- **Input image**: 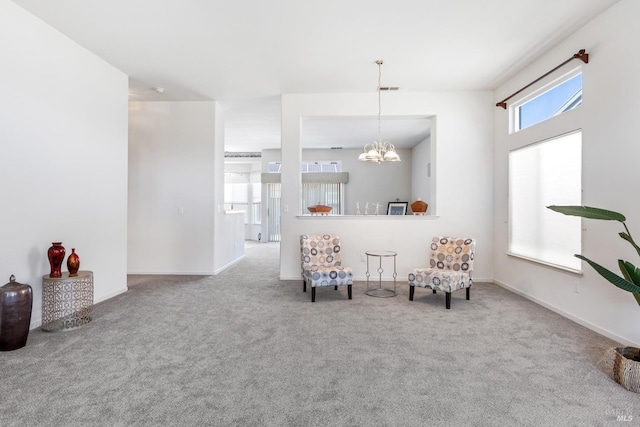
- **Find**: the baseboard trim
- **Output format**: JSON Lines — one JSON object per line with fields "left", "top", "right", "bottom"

{"left": 494, "top": 279, "right": 639, "bottom": 347}
{"left": 213, "top": 255, "right": 245, "bottom": 275}
{"left": 127, "top": 271, "right": 216, "bottom": 275}
{"left": 29, "top": 286, "right": 128, "bottom": 330}
{"left": 95, "top": 287, "right": 128, "bottom": 304}
{"left": 281, "top": 276, "right": 494, "bottom": 283}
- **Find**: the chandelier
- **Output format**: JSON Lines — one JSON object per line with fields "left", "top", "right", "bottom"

{"left": 358, "top": 60, "right": 400, "bottom": 163}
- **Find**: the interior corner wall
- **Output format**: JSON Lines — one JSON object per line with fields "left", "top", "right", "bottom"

{"left": 493, "top": 0, "right": 640, "bottom": 346}
{"left": 0, "top": 2, "right": 129, "bottom": 328}
{"left": 279, "top": 92, "right": 494, "bottom": 282}
{"left": 128, "top": 101, "right": 219, "bottom": 274}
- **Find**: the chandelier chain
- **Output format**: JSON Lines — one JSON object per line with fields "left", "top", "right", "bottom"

{"left": 378, "top": 60, "right": 382, "bottom": 143}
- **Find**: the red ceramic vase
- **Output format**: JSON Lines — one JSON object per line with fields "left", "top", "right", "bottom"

{"left": 47, "top": 242, "right": 65, "bottom": 278}
{"left": 67, "top": 248, "right": 80, "bottom": 277}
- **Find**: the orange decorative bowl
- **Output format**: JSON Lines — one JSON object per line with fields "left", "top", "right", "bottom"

{"left": 307, "top": 205, "right": 332, "bottom": 214}
{"left": 411, "top": 200, "right": 428, "bottom": 215}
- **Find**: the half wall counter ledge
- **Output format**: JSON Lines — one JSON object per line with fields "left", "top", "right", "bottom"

{"left": 296, "top": 215, "right": 439, "bottom": 219}
{"left": 41, "top": 270, "right": 93, "bottom": 332}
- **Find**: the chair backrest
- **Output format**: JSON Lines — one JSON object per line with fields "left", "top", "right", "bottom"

{"left": 429, "top": 237, "right": 475, "bottom": 274}
{"left": 300, "top": 234, "right": 343, "bottom": 275}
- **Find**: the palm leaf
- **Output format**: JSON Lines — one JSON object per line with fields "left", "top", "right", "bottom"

{"left": 634, "top": 293, "right": 640, "bottom": 305}
{"left": 619, "top": 259, "right": 632, "bottom": 282}
{"left": 547, "top": 205, "right": 626, "bottom": 222}
{"left": 618, "top": 260, "right": 640, "bottom": 286}
{"left": 619, "top": 232, "right": 640, "bottom": 257}
{"left": 576, "top": 255, "right": 640, "bottom": 296}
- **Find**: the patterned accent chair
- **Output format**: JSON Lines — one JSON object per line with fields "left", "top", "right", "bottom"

{"left": 300, "top": 234, "right": 353, "bottom": 302}
{"left": 408, "top": 237, "right": 476, "bottom": 309}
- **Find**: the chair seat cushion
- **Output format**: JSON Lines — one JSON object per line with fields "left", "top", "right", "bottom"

{"left": 303, "top": 265, "right": 353, "bottom": 287}
{"left": 408, "top": 268, "right": 471, "bottom": 292}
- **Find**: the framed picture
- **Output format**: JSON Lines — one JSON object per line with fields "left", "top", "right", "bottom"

{"left": 387, "top": 202, "right": 408, "bottom": 215}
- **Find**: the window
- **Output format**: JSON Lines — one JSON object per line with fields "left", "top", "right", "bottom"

{"left": 301, "top": 182, "right": 344, "bottom": 214}
{"left": 299, "top": 161, "right": 346, "bottom": 215}
{"left": 301, "top": 161, "right": 342, "bottom": 173}
{"left": 513, "top": 70, "right": 582, "bottom": 132}
{"left": 508, "top": 131, "right": 582, "bottom": 271}
{"left": 224, "top": 183, "right": 248, "bottom": 210}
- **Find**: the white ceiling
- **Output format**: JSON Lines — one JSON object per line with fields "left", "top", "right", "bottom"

{"left": 13, "top": 0, "right": 618, "bottom": 151}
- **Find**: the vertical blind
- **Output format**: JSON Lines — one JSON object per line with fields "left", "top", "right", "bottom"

{"left": 508, "top": 131, "right": 582, "bottom": 271}
{"left": 267, "top": 183, "right": 281, "bottom": 242}
{"left": 300, "top": 182, "right": 344, "bottom": 215}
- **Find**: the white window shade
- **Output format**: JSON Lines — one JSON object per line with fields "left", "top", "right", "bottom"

{"left": 508, "top": 131, "right": 582, "bottom": 271}
{"left": 224, "top": 183, "right": 249, "bottom": 204}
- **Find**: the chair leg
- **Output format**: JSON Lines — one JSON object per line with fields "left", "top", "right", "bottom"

{"left": 348, "top": 284, "right": 352, "bottom": 300}
{"left": 409, "top": 286, "right": 414, "bottom": 301}
{"left": 303, "top": 279, "right": 306, "bottom": 292}
{"left": 312, "top": 287, "right": 316, "bottom": 302}
{"left": 446, "top": 292, "right": 451, "bottom": 309}
{"left": 466, "top": 287, "right": 470, "bottom": 300}
{"left": 432, "top": 289, "right": 437, "bottom": 294}
{"left": 335, "top": 285, "right": 338, "bottom": 290}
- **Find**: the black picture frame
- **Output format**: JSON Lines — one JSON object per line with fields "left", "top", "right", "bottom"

{"left": 387, "top": 202, "right": 408, "bottom": 215}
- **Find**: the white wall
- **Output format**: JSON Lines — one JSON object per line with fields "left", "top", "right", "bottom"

{"left": 213, "top": 104, "right": 245, "bottom": 272}
{"left": 280, "top": 92, "right": 494, "bottom": 282}
{"left": 493, "top": 0, "right": 640, "bottom": 346}
{"left": 128, "top": 101, "right": 230, "bottom": 274}
{"left": 0, "top": 1, "right": 129, "bottom": 328}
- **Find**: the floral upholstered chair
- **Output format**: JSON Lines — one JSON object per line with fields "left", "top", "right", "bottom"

{"left": 408, "top": 237, "right": 476, "bottom": 309}
{"left": 300, "top": 234, "right": 353, "bottom": 302}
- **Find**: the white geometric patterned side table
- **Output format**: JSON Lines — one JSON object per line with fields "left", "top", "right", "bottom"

{"left": 41, "top": 271, "right": 93, "bottom": 332}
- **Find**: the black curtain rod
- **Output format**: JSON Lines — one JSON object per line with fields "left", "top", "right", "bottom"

{"left": 496, "top": 49, "right": 589, "bottom": 109}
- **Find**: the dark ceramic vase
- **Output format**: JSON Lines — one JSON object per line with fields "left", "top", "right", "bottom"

{"left": 48, "top": 242, "right": 65, "bottom": 278}
{"left": 67, "top": 248, "right": 80, "bottom": 277}
{"left": 0, "top": 275, "right": 33, "bottom": 351}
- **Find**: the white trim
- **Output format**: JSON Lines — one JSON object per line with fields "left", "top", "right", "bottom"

{"left": 296, "top": 215, "right": 439, "bottom": 220}
{"left": 280, "top": 276, "right": 494, "bottom": 283}
{"left": 510, "top": 66, "right": 582, "bottom": 134}
{"left": 127, "top": 271, "right": 216, "bottom": 275}
{"left": 506, "top": 252, "right": 583, "bottom": 276}
{"left": 213, "top": 255, "right": 245, "bottom": 275}
{"left": 494, "top": 279, "right": 639, "bottom": 347}
{"left": 29, "top": 287, "right": 128, "bottom": 330}
{"left": 95, "top": 288, "right": 128, "bottom": 304}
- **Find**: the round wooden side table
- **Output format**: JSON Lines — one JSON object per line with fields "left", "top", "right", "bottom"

{"left": 41, "top": 270, "right": 93, "bottom": 332}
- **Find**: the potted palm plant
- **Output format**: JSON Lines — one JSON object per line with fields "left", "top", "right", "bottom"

{"left": 548, "top": 205, "right": 640, "bottom": 392}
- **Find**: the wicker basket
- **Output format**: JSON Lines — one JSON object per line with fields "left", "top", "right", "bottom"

{"left": 601, "top": 347, "right": 640, "bottom": 393}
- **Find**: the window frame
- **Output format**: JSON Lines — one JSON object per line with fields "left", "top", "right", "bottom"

{"left": 510, "top": 66, "right": 582, "bottom": 134}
